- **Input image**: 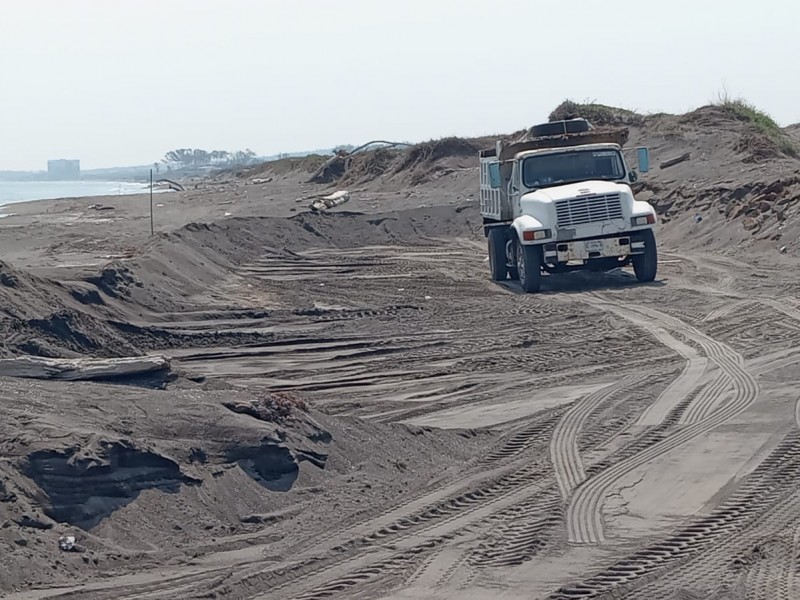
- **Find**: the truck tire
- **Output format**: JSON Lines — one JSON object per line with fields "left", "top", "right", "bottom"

{"left": 488, "top": 227, "right": 508, "bottom": 281}
{"left": 531, "top": 119, "right": 590, "bottom": 138}
{"left": 632, "top": 229, "right": 658, "bottom": 283}
{"left": 516, "top": 239, "right": 543, "bottom": 293}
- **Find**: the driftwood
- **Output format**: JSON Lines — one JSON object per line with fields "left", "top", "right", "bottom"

{"left": 156, "top": 178, "right": 185, "bottom": 192}
{"left": 0, "top": 355, "right": 171, "bottom": 381}
{"left": 659, "top": 153, "right": 690, "bottom": 170}
{"left": 307, "top": 140, "right": 411, "bottom": 184}
{"left": 310, "top": 190, "right": 350, "bottom": 211}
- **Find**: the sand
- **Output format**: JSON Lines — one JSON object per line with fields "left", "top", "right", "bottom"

{"left": 0, "top": 104, "right": 799, "bottom": 600}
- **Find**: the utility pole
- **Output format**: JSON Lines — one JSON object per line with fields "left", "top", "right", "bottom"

{"left": 149, "top": 168, "right": 154, "bottom": 236}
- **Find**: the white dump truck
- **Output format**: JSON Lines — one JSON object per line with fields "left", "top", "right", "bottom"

{"left": 479, "top": 118, "right": 657, "bottom": 293}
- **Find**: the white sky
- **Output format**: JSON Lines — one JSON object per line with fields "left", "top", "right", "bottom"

{"left": 3, "top": 0, "right": 799, "bottom": 170}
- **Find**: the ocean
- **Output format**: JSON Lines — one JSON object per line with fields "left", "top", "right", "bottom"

{"left": 0, "top": 180, "right": 154, "bottom": 209}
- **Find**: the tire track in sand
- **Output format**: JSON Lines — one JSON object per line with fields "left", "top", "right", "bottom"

{"left": 680, "top": 371, "right": 731, "bottom": 424}
{"left": 566, "top": 298, "right": 759, "bottom": 544}
{"left": 632, "top": 324, "right": 708, "bottom": 427}
{"left": 550, "top": 433, "right": 800, "bottom": 599}
{"left": 762, "top": 298, "right": 800, "bottom": 323}
{"left": 702, "top": 299, "right": 755, "bottom": 322}
{"left": 551, "top": 375, "right": 648, "bottom": 499}
{"left": 791, "top": 525, "right": 800, "bottom": 599}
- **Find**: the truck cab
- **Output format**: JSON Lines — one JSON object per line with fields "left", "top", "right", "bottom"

{"left": 479, "top": 119, "right": 657, "bottom": 293}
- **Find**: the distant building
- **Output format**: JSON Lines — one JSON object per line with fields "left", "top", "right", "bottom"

{"left": 47, "top": 159, "right": 80, "bottom": 180}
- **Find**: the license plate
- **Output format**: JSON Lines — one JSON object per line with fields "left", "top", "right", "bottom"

{"left": 585, "top": 240, "right": 603, "bottom": 253}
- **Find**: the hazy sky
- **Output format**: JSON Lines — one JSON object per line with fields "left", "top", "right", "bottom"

{"left": 3, "top": 0, "right": 799, "bottom": 170}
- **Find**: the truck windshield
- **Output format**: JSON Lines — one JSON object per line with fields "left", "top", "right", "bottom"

{"left": 522, "top": 149, "right": 625, "bottom": 188}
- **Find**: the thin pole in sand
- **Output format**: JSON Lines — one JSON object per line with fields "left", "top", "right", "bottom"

{"left": 149, "top": 168, "right": 154, "bottom": 236}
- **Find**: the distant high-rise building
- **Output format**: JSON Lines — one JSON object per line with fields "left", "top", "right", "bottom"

{"left": 47, "top": 159, "right": 80, "bottom": 180}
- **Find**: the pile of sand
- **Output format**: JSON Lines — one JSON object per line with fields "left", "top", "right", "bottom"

{"left": 0, "top": 260, "right": 142, "bottom": 358}
{"left": 0, "top": 202, "right": 481, "bottom": 361}
{"left": 0, "top": 377, "right": 484, "bottom": 591}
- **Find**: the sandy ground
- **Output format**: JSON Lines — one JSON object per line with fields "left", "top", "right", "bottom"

{"left": 0, "top": 105, "right": 800, "bottom": 599}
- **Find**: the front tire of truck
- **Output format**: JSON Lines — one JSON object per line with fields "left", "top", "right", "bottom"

{"left": 632, "top": 229, "right": 658, "bottom": 283}
{"left": 516, "top": 239, "right": 543, "bottom": 293}
{"left": 488, "top": 227, "right": 509, "bottom": 281}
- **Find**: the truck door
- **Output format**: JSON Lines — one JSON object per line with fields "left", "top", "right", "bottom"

{"left": 509, "top": 161, "right": 521, "bottom": 215}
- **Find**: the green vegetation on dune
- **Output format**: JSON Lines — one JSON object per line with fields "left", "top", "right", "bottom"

{"left": 549, "top": 100, "right": 645, "bottom": 127}
{"left": 714, "top": 94, "right": 798, "bottom": 157}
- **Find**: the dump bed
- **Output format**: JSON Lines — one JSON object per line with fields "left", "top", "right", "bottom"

{"left": 480, "top": 128, "right": 629, "bottom": 162}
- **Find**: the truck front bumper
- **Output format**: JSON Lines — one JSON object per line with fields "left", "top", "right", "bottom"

{"left": 543, "top": 234, "right": 645, "bottom": 263}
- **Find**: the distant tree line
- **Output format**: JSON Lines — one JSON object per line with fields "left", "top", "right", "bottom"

{"left": 161, "top": 148, "right": 258, "bottom": 170}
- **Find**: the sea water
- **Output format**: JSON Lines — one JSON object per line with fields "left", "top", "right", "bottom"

{"left": 0, "top": 180, "right": 153, "bottom": 209}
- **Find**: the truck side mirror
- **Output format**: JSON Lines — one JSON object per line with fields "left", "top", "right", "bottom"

{"left": 488, "top": 162, "right": 502, "bottom": 189}
{"left": 637, "top": 147, "right": 650, "bottom": 173}
{"left": 629, "top": 171, "right": 638, "bottom": 183}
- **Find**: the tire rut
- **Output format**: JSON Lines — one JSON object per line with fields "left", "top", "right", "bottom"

{"left": 630, "top": 323, "right": 707, "bottom": 427}
{"left": 549, "top": 432, "right": 800, "bottom": 599}
{"left": 466, "top": 489, "right": 564, "bottom": 569}
{"left": 256, "top": 372, "right": 673, "bottom": 598}
{"left": 551, "top": 375, "right": 648, "bottom": 499}
{"left": 680, "top": 371, "right": 730, "bottom": 424}
{"left": 566, "top": 298, "right": 759, "bottom": 545}
{"left": 703, "top": 299, "right": 755, "bottom": 322}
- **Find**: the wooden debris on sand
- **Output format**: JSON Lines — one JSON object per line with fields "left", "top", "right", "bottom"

{"left": 0, "top": 355, "right": 171, "bottom": 381}
{"left": 310, "top": 190, "right": 351, "bottom": 211}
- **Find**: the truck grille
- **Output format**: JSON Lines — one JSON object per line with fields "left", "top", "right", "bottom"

{"left": 555, "top": 193, "right": 623, "bottom": 228}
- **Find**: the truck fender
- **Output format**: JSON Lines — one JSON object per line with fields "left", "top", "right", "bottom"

{"left": 511, "top": 214, "right": 547, "bottom": 245}
{"left": 631, "top": 199, "right": 657, "bottom": 220}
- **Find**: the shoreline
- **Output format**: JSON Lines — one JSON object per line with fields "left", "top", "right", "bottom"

{"left": 0, "top": 181, "right": 174, "bottom": 210}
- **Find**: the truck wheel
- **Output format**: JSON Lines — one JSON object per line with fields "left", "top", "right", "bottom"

{"left": 488, "top": 228, "right": 508, "bottom": 281}
{"left": 516, "top": 239, "right": 543, "bottom": 293}
{"left": 632, "top": 229, "right": 658, "bottom": 283}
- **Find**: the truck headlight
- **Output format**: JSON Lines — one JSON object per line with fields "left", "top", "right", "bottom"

{"left": 522, "top": 229, "right": 551, "bottom": 241}
{"left": 631, "top": 214, "right": 655, "bottom": 227}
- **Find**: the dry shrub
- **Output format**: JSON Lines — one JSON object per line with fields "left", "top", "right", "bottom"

{"left": 223, "top": 392, "right": 309, "bottom": 423}
{"left": 341, "top": 147, "right": 399, "bottom": 184}
{"left": 307, "top": 156, "right": 348, "bottom": 184}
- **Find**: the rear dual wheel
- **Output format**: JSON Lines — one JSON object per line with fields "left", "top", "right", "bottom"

{"left": 488, "top": 228, "right": 509, "bottom": 281}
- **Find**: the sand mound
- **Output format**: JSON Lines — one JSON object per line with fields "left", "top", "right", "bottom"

{"left": 338, "top": 147, "right": 402, "bottom": 185}
{"left": 0, "top": 260, "right": 141, "bottom": 359}
{"left": 0, "top": 376, "right": 482, "bottom": 592}
{"left": 0, "top": 203, "right": 480, "bottom": 363}
{"left": 785, "top": 123, "right": 800, "bottom": 143}
{"left": 269, "top": 135, "right": 495, "bottom": 188}
{"left": 220, "top": 154, "right": 329, "bottom": 181}
{"left": 681, "top": 104, "right": 798, "bottom": 162}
